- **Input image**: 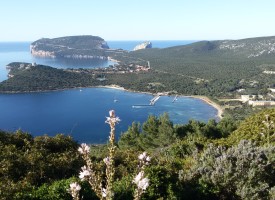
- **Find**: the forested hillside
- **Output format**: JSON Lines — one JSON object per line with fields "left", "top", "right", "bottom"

{"left": 125, "top": 36, "right": 275, "bottom": 96}
{"left": 31, "top": 35, "right": 111, "bottom": 58}
{"left": 2, "top": 36, "right": 275, "bottom": 97}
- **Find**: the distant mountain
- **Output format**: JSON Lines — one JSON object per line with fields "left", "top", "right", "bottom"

{"left": 30, "top": 35, "right": 110, "bottom": 59}
{"left": 154, "top": 36, "right": 275, "bottom": 59}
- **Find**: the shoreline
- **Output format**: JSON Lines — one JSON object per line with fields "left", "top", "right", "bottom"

{"left": 97, "top": 85, "right": 224, "bottom": 120}
{"left": 187, "top": 95, "right": 223, "bottom": 119}
{"left": 0, "top": 85, "right": 223, "bottom": 120}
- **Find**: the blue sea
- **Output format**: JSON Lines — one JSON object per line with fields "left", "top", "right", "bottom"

{"left": 0, "top": 40, "right": 218, "bottom": 144}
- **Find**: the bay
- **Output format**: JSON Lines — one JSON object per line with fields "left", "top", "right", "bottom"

{"left": 0, "top": 88, "right": 218, "bottom": 144}
{"left": 0, "top": 41, "right": 218, "bottom": 144}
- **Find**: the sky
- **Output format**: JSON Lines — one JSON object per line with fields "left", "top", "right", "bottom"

{"left": 1, "top": 0, "right": 275, "bottom": 41}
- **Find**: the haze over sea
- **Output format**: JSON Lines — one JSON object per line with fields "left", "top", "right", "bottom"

{"left": 0, "top": 40, "right": 218, "bottom": 144}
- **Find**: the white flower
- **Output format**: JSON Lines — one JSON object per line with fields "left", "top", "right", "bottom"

{"left": 138, "top": 152, "right": 151, "bottom": 164}
{"left": 70, "top": 182, "right": 81, "bottom": 191}
{"left": 138, "top": 177, "right": 149, "bottom": 190}
{"left": 105, "top": 110, "right": 121, "bottom": 124}
{"left": 102, "top": 188, "right": 107, "bottom": 197}
{"left": 133, "top": 171, "right": 144, "bottom": 185}
{"left": 133, "top": 171, "right": 150, "bottom": 191}
{"left": 109, "top": 110, "right": 115, "bottom": 118}
{"left": 105, "top": 116, "right": 121, "bottom": 124}
{"left": 103, "top": 157, "right": 110, "bottom": 165}
{"left": 138, "top": 152, "right": 146, "bottom": 160}
{"left": 78, "top": 143, "right": 90, "bottom": 155}
{"left": 68, "top": 182, "right": 81, "bottom": 198}
{"left": 79, "top": 166, "right": 90, "bottom": 181}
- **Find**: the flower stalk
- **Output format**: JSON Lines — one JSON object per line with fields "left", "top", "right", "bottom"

{"left": 77, "top": 143, "right": 103, "bottom": 198}
{"left": 68, "top": 182, "right": 81, "bottom": 200}
{"left": 104, "top": 110, "right": 120, "bottom": 199}
{"left": 133, "top": 152, "right": 150, "bottom": 200}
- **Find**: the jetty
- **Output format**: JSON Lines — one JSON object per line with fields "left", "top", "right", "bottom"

{"left": 172, "top": 95, "right": 178, "bottom": 103}
{"left": 150, "top": 95, "right": 160, "bottom": 105}
{"left": 132, "top": 95, "right": 161, "bottom": 108}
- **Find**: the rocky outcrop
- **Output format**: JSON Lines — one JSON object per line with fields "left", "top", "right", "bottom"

{"left": 133, "top": 41, "right": 152, "bottom": 51}
{"left": 30, "top": 35, "right": 110, "bottom": 59}
{"left": 218, "top": 37, "right": 275, "bottom": 58}
{"left": 30, "top": 45, "right": 56, "bottom": 58}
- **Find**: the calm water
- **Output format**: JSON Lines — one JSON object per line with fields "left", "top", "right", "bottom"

{"left": 0, "top": 88, "right": 218, "bottom": 143}
{"left": 0, "top": 41, "right": 217, "bottom": 144}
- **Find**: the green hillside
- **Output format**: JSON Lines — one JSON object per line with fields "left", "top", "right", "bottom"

{"left": 1, "top": 36, "right": 275, "bottom": 97}
{"left": 31, "top": 35, "right": 111, "bottom": 58}
{"left": 123, "top": 36, "right": 275, "bottom": 95}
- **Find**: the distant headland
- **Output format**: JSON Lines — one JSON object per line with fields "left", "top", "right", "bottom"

{"left": 30, "top": 35, "right": 111, "bottom": 60}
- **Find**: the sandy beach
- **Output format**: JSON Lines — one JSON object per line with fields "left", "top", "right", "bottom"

{"left": 188, "top": 95, "right": 223, "bottom": 119}
{"left": 97, "top": 84, "right": 125, "bottom": 91}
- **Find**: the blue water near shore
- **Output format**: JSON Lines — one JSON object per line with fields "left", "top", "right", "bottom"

{"left": 0, "top": 41, "right": 218, "bottom": 144}
{"left": 0, "top": 88, "right": 218, "bottom": 143}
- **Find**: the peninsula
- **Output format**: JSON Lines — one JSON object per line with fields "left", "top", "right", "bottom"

{"left": 1, "top": 35, "right": 275, "bottom": 120}
{"left": 30, "top": 35, "right": 111, "bottom": 59}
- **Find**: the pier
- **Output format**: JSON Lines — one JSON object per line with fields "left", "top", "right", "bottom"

{"left": 132, "top": 95, "right": 161, "bottom": 108}
{"left": 150, "top": 95, "right": 160, "bottom": 105}
{"left": 172, "top": 95, "right": 178, "bottom": 103}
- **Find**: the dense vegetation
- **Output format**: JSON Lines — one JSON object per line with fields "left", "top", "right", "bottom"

{"left": 0, "top": 62, "right": 102, "bottom": 92}
{"left": 2, "top": 36, "right": 275, "bottom": 98}
{"left": 125, "top": 37, "right": 275, "bottom": 97}
{"left": 1, "top": 109, "right": 274, "bottom": 199}
{"left": 31, "top": 35, "right": 111, "bottom": 58}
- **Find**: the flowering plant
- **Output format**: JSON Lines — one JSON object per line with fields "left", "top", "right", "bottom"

{"left": 69, "top": 110, "right": 150, "bottom": 200}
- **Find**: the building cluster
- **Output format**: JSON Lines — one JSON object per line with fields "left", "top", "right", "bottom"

{"left": 94, "top": 63, "right": 150, "bottom": 74}
{"left": 241, "top": 89, "right": 275, "bottom": 106}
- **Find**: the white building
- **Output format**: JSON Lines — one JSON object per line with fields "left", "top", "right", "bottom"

{"left": 241, "top": 95, "right": 250, "bottom": 103}
{"left": 248, "top": 100, "right": 275, "bottom": 107}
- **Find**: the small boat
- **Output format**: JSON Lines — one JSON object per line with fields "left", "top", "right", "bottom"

{"left": 114, "top": 99, "right": 118, "bottom": 103}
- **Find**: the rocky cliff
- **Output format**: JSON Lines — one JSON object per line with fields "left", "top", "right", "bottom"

{"left": 30, "top": 35, "right": 110, "bottom": 59}
{"left": 133, "top": 41, "right": 152, "bottom": 51}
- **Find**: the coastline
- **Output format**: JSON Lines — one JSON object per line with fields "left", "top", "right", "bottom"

{"left": 187, "top": 95, "right": 223, "bottom": 120}
{"left": 97, "top": 85, "right": 224, "bottom": 120}
{"left": 0, "top": 84, "right": 223, "bottom": 120}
